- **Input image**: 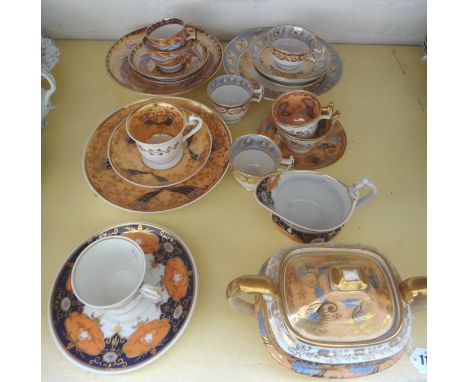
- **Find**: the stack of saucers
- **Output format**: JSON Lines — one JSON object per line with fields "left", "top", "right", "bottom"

{"left": 223, "top": 25, "right": 342, "bottom": 100}
{"left": 127, "top": 18, "right": 210, "bottom": 84}
{"left": 249, "top": 25, "right": 331, "bottom": 87}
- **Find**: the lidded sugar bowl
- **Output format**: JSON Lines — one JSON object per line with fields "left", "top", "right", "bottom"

{"left": 226, "top": 243, "right": 426, "bottom": 378}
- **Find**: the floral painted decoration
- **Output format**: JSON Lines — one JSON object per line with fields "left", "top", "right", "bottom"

{"left": 64, "top": 312, "right": 105, "bottom": 356}
{"left": 164, "top": 256, "right": 189, "bottom": 301}
{"left": 122, "top": 230, "right": 160, "bottom": 253}
{"left": 123, "top": 319, "right": 170, "bottom": 358}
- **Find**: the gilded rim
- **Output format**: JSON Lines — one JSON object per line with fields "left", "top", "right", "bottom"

{"left": 47, "top": 221, "right": 198, "bottom": 374}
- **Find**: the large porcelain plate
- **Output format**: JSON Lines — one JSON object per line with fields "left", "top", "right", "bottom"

{"left": 106, "top": 27, "right": 222, "bottom": 95}
{"left": 128, "top": 40, "right": 209, "bottom": 82}
{"left": 48, "top": 222, "right": 198, "bottom": 374}
{"left": 83, "top": 97, "right": 231, "bottom": 213}
{"left": 107, "top": 111, "right": 212, "bottom": 189}
{"left": 224, "top": 27, "right": 342, "bottom": 100}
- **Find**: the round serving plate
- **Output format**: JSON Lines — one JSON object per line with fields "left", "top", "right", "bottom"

{"left": 106, "top": 27, "right": 222, "bottom": 95}
{"left": 224, "top": 27, "right": 342, "bottom": 100}
{"left": 107, "top": 113, "right": 212, "bottom": 189}
{"left": 128, "top": 40, "right": 209, "bottom": 82}
{"left": 83, "top": 97, "right": 231, "bottom": 213}
{"left": 257, "top": 111, "right": 347, "bottom": 170}
{"left": 48, "top": 222, "right": 198, "bottom": 374}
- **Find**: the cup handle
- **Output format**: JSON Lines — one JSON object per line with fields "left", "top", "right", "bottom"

{"left": 139, "top": 283, "right": 163, "bottom": 303}
{"left": 251, "top": 84, "right": 264, "bottom": 102}
{"left": 226, "top": 275, "right": 277, "bottom": 316}
{"left": 349, "top": 178, "right": 378, "bottom": 209}
{"left": 185, "top": 24, "right": 197, "bottom": 40}
{"left": 319, "top": 102, "right": 334, "bottom": 121}
{"left": 305, "top": 47, "right": 325, "bottom": 63}
{"left": 279, "top": 155, "right": 294, "bottom": 170}
{"left": 182, "top": 115, "right": 203, "bottom": 142}
{"left": 42, "top": 71, "right": 56, "bottom": 109}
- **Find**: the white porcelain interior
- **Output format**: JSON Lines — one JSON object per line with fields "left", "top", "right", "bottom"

{"left": 273, "top": 173, "right": 352, "bottom": 230}
{"left": 230, "top": 134, "right": 282, "bottom": 175}
{"left": 129, "top": 111, "right": 203, "bottom": 170}
{"left": 211, "top": 84, "right": 251, "bottom": 106}
{"left": 71, "top": 236, "right": 146, "bottom": 309}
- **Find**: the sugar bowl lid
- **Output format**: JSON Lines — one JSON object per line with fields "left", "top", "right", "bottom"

{"left": 279, "top": 245, "right": 403, "bottom": 346}
{"left": 227, "top": 243, "right": 426, "bottom": 347}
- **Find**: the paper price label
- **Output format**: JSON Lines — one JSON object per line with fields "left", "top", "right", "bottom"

{"left": 410, "top": 347, "right": 427, "bottom": 374}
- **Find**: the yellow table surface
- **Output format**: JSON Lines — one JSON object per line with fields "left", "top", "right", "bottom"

{"left": 42, "top": 41, "right": 427, "bottom": 381}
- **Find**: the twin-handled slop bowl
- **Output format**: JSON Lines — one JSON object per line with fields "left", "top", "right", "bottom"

{"left": 255, "top": 171, "right": 377, "bottom": 243}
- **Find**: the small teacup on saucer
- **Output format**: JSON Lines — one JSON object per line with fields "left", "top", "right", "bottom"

{"left": 272, "top": 90, "right": 334, "bottom": 137}
{"left": 71, "top": 236, "right": 163, "bottom": 315}
{"left": 207, "top": 75, "right": 263, "bottom": 124}
{"left": 126, "top": 102, "right": 203, "bottom": 170}
{"left": 266, "top": 25, "right": 324, "bottom": 71}
{"left": 143, "top": 18, "right": 197, "bottom": 52}
{"left": 277, "top": 109, "right": 340, "bottom": 154}
{"left": 230, "top": 134, "right": 294, "bottom": 190}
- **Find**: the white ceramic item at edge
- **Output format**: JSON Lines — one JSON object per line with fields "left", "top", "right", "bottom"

{"left": 71, "top": 236, "right": 163, "bottom": 315}
{"left": 255, "top": 171, "right": 377, "bottom": 232}
{"left": 129, "top": 115, "right": 204, "bottom": 170}
{"left": 41, "top": 70, "right": 56, "bottom": 127}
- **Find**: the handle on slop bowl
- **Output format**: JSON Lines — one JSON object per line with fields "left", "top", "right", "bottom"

{"left": 182, "top": 115, "right": 203, "bottom": 142}
{"left": 226, "top": 275, "right": 277, "bottom": 316}
{"left": 349, "top": 178, "right": 378, "bottom": 209}
{"left": 41, "top": 70, "right": 56, "bottom": 109}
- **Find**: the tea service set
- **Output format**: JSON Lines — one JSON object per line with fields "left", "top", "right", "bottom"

{"left": 49, "top": 18, "right": 426, "bottom": 378}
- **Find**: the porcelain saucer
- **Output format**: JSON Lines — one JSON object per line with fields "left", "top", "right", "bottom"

{"left": 224, "top": 27, "right": 342, "bottom": 100}
{"left": 108, "top": 111, "right": 212, "bottom": 188}
{"left": 257, "top": 111, "right": 346, "bottom": 170}
{"left": 129, "top": 40, "right": 209, "bottom": 82}
{"left": 106, "top": 27, "right": 222, "bottom": 95}
{"left": 83, "top": 96, "right": 231, "bottom": 213}
{"left": 249, "top": 31, "right": 330, "bottom": 86}
{"left": 48, "top": 222, "right": 197, "bottom": 374}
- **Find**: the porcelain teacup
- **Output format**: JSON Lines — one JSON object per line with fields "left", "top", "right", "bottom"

{"left": 277, "top": 109, "right": 340, "bottom": 154}
{"left": 230, "top": 134, "right": 294, "bottom": 190}
{"left": 266, "top": 25, "right": 325, "bottom": 71}
{"left": 143, "top": 18, "right": 197, "bottom": 52}
{"left": 71, "top": 236, "right": 162, "bottom": 315}
{"left": 126, "top": 102, "right": 203, "bottom": 170}
{"left": 272, "top": 90, "right": 334, "bottom": 138}
{"left": 207, "top": 75, "right": 264, "bottom": 124}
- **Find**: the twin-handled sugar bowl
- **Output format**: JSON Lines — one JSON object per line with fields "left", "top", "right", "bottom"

{"left": 226, "top": 242, "right": 427, "bottom": 378}
{"left": 255, "top": 171, "right": 377, "bottom": 243}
